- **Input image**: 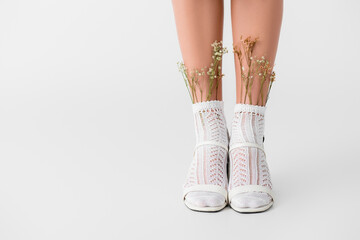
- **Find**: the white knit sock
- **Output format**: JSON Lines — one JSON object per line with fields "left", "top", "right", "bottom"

{"left": 183, "top": 100, "right": 229, "bottom": 208}
{"left": 229, "top": 104, "right": 273, "bottom": 209}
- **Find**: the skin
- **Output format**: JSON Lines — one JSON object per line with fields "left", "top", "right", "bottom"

{"left": 172, "top": 0, "right": 224, "bottom": 102}
{"left": 232, "top": 0, "right": 283, "bottom": 105}
{"left": 172, "top": 0, "right": 283, "bottom": 105}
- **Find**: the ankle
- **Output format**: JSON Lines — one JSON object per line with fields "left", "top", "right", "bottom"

{"left": 192, "top": 100, "right": 228, "bottom": 145}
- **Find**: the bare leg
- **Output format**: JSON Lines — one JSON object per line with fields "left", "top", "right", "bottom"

{"left": 172, "top": 0, "right": 224, "bottom": 102}
{"left": 231, "top": 0, "right": 283, "bottom": 105}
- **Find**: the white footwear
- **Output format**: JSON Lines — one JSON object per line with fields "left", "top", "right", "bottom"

{"left": 183, "top": 140, "right": 229, "bottom": 212}
{"left": 183, "top": 101, "right": 229, "bottom": 212}
{"left": 228, "top": 142, "right": 274, "bottom": 212}
{"left": 183, "top": 183, "right": 228, "bottom": 212}
{"left": 228, "top": 174, "right": 274, "bottom": 213}
{"left": 228, "top": 104, "right": 274, "bottom": 213}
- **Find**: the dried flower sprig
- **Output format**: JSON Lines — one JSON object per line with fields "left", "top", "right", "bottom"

{"left": 266, "top": 71, "right": 276, "bottom": 103}
{"left": 178, "top": 40, "right": 228, "bottom": 103}
{"left": 177, "top": 63, "right": 206, "bottom": 103}
{"left": 233, "top": 36, "right": 276, "bottom": 106}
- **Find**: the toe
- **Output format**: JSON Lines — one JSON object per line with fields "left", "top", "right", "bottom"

{"left": 231, "top": 192, "right": 272, "bottom": 209}
{"left": 186, "top": 192, "right": 225, "bottom": 208}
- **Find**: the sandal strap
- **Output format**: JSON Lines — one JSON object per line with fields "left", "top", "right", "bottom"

{"left": 194, "top": 141, "right": 228, "bottom": 152}
{"left": 183, "top": 184, "right": 228, "bottom": 202}
{"left": 229, "top": 142, "right": 266, "bottom": 157}
{"left": 228, "top": 185, "right": 274, "bottom": 202}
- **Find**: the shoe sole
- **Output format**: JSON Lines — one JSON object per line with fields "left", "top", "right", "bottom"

{"left": 184, "top": 199, "right": 228, "bottom": 212}
{"left": 230, "top": 201, "right": 273, "bottom": 213}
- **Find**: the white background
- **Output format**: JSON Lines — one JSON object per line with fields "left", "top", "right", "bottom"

{"left": 0, "top": 0, "right": 359, "bottom": 239}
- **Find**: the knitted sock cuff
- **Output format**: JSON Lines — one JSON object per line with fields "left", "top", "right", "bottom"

{"left": 234, "top": 103, "right": 266, "bottom": 115}
{"left": 192, "top": 100, "right": 224, "bottom": 113}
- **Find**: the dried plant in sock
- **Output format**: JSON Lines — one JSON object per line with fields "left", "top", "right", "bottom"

{"left": 178, "top": 40, "right": 228, "bottom": 103}
{"left": 233, "top": 36, "right": 276, "bottom": 106}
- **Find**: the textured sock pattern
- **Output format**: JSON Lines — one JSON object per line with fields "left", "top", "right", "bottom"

{"left": 229, "top": 104, "right": 272, "bottom": 191}
{"left": 183, "top": 101, "right": 229, "bottom": 190}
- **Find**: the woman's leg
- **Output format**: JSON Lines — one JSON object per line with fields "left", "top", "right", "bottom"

{"left": 229, "top": 0, "right": 283, "bottom": 212}
{"left": 232, "top": 0, "right": 283, "bottom": 105}
{"left": 172, "top": 0, "right": 229, "bottom": 211}
{"left": 172, "top": 0, "right": 224, "bottom": 102}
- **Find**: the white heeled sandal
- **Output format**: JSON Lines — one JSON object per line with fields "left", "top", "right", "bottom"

{"left": 228, "top": 142, "right": 274, "bottom": 213}
{"left": 183, "top": 141, "right": 229, "bottom": 212}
